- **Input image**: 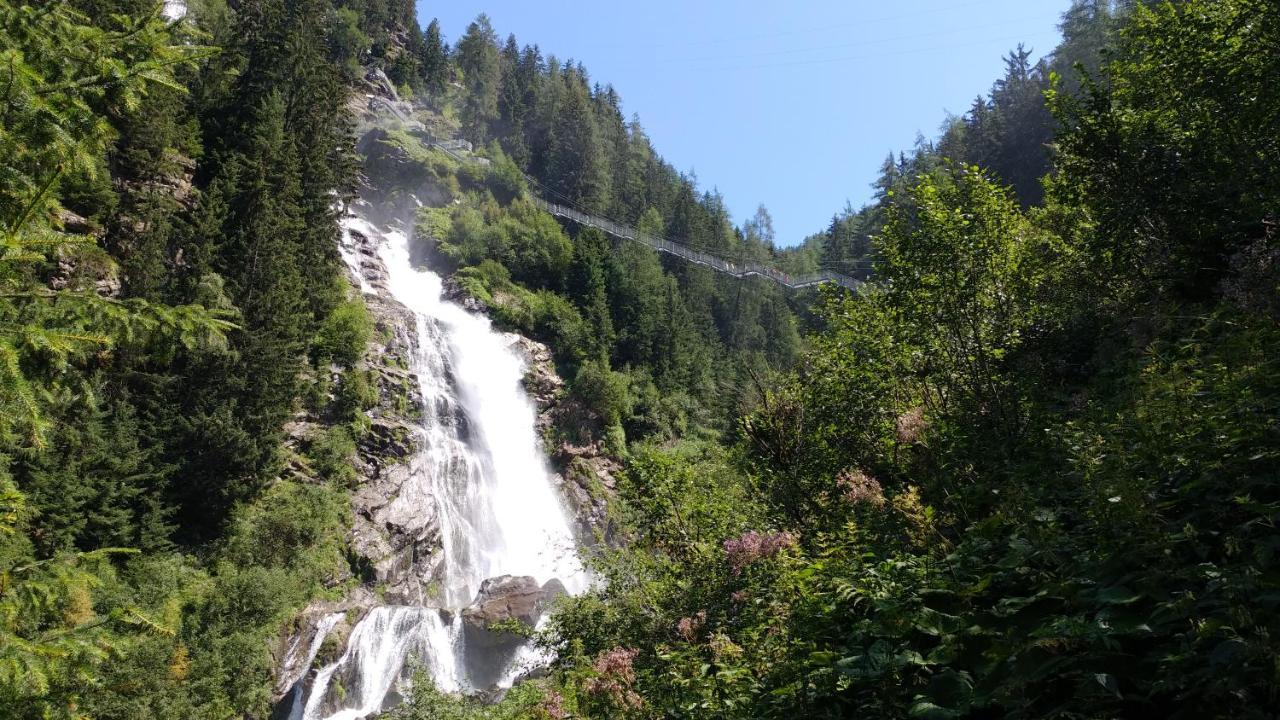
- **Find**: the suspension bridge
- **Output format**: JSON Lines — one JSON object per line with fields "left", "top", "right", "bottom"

{"left": 424, "top": 135, "right": 863, "bottom": 292}
{"left": 529, "top": 198, "right": 862, "bottom": 291}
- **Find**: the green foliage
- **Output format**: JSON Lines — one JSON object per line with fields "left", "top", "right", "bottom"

{"left": 385, "top": 669, "right": 552, "bottom": 720}
{"left": 1049, "top": 0, "right": 1280, "bottom": 307}
{"left": 571, "top": 360, "right": 629, "bottom": 429}
{"left": 0, "top": 544, "right": 149, "bottom": 720}
{"left": 314, "top": 296, "right": 373, "bottom": 368}
{"left": 5, "top": 1, "right": 1277, "bottom": 717}
{"left": 484, "top": 143, "right": 529, "bottom": 203}
{"left": 222, "top": 480, "right": 347, "bottom": 575}
{"left": 455, "top": 14, "right": 500, "bottom": 142}
{"left": 328, "top": 7, "right": 370, "bottom": 81}
{"left": 307, "top": 424, "right": 361, "bottom": 486}
{"left": 880, "top": 164, "right": 1057, "bottom": 442}
{"left": 0, "top": 0, "right": 381, "bottom": 716}
{"left": 419, "top": 19, "right": 449, "bottom": 96}
{"left": 0, "top": 1, "right": 228, "bottom": 447}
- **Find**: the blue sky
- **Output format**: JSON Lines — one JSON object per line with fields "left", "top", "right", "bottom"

{"left": 415, "top": 1, "right": 1069, "bottom": 246}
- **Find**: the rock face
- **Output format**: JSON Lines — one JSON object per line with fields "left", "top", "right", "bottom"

{"left": 442, "top": 276, "right": 489, "bottom": 314}
{"left": 271, "top": 590, "right": 375, "bottom": 712}
{"left": 461, "top": 576, "right": 546, "bottom": 647}
{"left": 460, "top": 575, "right": 566, "bottom": 688}
{"left": 342, "top": 222, "right": 445, "bottom": 604}
{"left": 274, "top": 79, "right": 618, "bottom": 704}
{"left": 272, "top": 217, "right": 440, "bottom": 705}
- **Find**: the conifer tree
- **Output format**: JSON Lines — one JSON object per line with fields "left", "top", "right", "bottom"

{"left": 568, "top": 228, "right": 614, "bottom": 362}
{"left": 546, "top": 72, "right": 611, "bottom": 214}
{"left": 420, "top": 18, "right": 450, "bottom": 96}
{"left": 456, "top": 14, "right": 501, "bottom": 142}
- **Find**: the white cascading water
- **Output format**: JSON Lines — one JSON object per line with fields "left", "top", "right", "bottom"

{"left": 162, "top": 0, "right": 186, "bottom": 21}
{"left": 296, "top": 204, "right": 588, "bottom": 720}
{"left": 280, "top": 613, "right": 346, "bottom": 719}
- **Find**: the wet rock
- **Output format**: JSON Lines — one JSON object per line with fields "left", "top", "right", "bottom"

{"left": 272, "top": 592, "right": 374, "bottom": 703}
{"left": 555, "top": 451, "right": 620, "bottom": 545}
{"left": 337, "top": 221, "right": 443, "bottom": 601}
{"left": 541, "top": 578, "right": 569, "bottom": 601}
{"left": 357, "top": 417, "right": 416, "bottom": 462}
{"left": 460, "top": 575, "right": 548, "bottom": 650}
{"left": 510, "top": 334, "right": 564, "bottom": 412}
{"left": 505, "top": 334, "right": 620, "bottom": 545}
{"left": 348, "top": 448, "right": 443, "bottom": 601}
{"left": 460, "top": 576, "right": 558, "bottom": 689}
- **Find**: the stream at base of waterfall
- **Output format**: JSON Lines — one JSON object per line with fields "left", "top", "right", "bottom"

{"left": 288, "top": 202, "right": 589, "bottom": 720}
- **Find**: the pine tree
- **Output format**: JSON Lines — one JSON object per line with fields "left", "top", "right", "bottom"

{"left": 568, "top": 228, "right": 614, "bottom": 363}
{"left": 17, "top": 394, "right": 174, "bottom": 557}
{"left": 182, "top": 90, "right": 309, "bottom": 534}
{"left": 420, "top": 18, "right": 450, "bottom": 96}
{"left": 545, "top": 71, "right": 611, "bottom": 214}
{"left": 456, "top": 14, "right": 501, "bottom": 142}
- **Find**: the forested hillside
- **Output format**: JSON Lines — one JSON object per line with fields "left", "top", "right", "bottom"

{"left": 3, "top": 0, "right": 1278, "bottom": 718}
{"left": 382, "top": 0, "right": 1280, "bottom": 717}
{"left": 376, "top": 12, "right": 812, "bottom": 446}
{"left": 787, "top": 1, "right": 1118, "bottom": 280}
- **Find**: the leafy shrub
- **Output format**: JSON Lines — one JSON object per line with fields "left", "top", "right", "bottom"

{"left": 333, "top": 367, "right": 378, "bottom": 425}
{"left": 571, "top": 360, "right": 630, "bottom": 428}
{"left": 484, "top": 144, "right": 528, "bottom": 203}
{"left": 308, "top": 425, "right": 359, "bottom": 486}
{"left": 314, "top": 298, "right": 373, "bottom": 368}
{"left": 222, "top": 481, "right": 347, "bottom": 574}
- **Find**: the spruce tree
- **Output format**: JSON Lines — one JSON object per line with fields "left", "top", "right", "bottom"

{"left": 456, "top": 14, "right": 501, "bottom": 142}
{"left": 568, "top": 228, "right": 614, "bottom": 363}
{"left": 420, "top": 18, "right": 449, "bottom": 96}
{"left": 545, "top": 72, "right": 611, "bottom": 214}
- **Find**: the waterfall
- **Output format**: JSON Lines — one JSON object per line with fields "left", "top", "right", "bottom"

{"left": 162, "top": 0, "right": 186, "bottom": 20}
{"left": 279, "top": 613, "right": 346, "bottom": 720}
{"left": 295, "top": 204, "right": 588, "bottom": 719}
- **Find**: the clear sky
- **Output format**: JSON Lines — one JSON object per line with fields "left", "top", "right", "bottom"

{"left": 414, "top": 1, "right": 1069, "bottom": 246}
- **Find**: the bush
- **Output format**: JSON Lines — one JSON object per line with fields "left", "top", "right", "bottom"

{"left": 571, "top": 360, "right": 630, "bottom": 428}
{"left": 484, "top": 144, "right": 528, "bottom": 203}
{"left": 416, "top": 206, "right": 453, "bottom": 243}
{"left": 222, "top": 481, "right": 347, "bottom": 575}
{"left": 308, "top": 425, "right": 359, "bottom": 486}
{"left": 506, "top": 200, "right": 572, "bottom": 288}
{"left": 333, "top": 368, "right": 378, "bottom": 425}
{"left": 314, "top": 298, "right": 373, "bottom": 368}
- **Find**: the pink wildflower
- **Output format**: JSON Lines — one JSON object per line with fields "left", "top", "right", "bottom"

{"left": 896, "top": 407, "right": 927, "bottom": 444}
{"left": 592, "top": 646, "right": 639, "bottom": 682}
{"left": 731, "top": 590, "right": 749, "bottom": 603}
{"left": 537, "top": 690, "right": 568, "bottom": 719}
{"left": 677, "top": 610, "right": 707, "bottom": 641}
{"left": 838, "top": 469, "right": 885, "bottom": 508}
{"left": 723, "top": 530, "right": 797, "bottom": 574}
{"left": 585, "top": 646, "right": 644, "bottom": 709}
